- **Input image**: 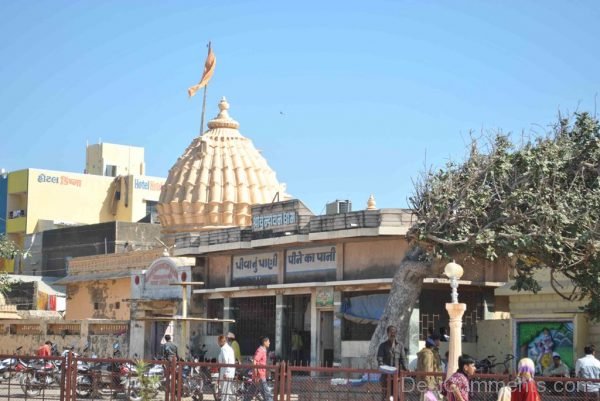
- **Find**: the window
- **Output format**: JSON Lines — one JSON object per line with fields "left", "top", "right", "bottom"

{"left": 105, "top": 165, "right": 117, "bottom": 177}
{"left": 115, "top": 302, "right": 120, "bottom": 309}
{"left": 145, "top": 200, "right": 159, "bottom": 224}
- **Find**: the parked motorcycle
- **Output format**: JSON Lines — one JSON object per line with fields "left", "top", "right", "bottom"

{"left": 19, "top": 357, "right": 62, "bottom": 397}
{"left": 75, "top": 342, "right": 139, "bottom": 401}
{"left": 0, "top": 346, "right": 23, "bottom": 382}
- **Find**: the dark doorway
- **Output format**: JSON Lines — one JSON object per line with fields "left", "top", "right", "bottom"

{"left": 150, "top": 321, "right": 171, "bottom": 358}
{"left": 282, "top": 294, "right": 310, "bottom": 364}
{"left": 230, "top": 296, "right": 276, "bottom": 359}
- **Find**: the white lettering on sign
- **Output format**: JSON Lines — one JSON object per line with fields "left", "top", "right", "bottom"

{"left": 232, "top": 252, "right": 279, "bottom": 279}
{"left": 286, "top": 246, "right": 336, "bottom": 274}
{"left": 252, "top": 212, "right": 297, "bottom": 231}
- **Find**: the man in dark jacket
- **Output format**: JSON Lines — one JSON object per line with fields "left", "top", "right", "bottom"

{"left": 161, "top": 334, "right": 179, "bottom": 360}
{"left": 377, "top": 325, "right": 408, "bottom": 401}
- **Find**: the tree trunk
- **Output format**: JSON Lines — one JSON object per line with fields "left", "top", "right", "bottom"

{"left": 368, "top": 245, "right": 437, "bottom": 368}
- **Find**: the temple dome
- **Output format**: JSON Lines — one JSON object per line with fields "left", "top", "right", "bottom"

{"left": 157, "top": 97, "right": 288, "bottom": 233}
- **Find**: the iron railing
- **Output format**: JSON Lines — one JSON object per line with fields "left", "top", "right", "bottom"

{"left": 1, "top": 353, "right": 599, "bottom": 401}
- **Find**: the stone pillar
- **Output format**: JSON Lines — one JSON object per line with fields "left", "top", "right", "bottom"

{"left": 446, "top": 303, "right": 466, "bottom": 378}
{"left": 223, "top": 297, "right": 232, "bottom": 334}
{"left": 310, "top": 288, "right": 318, "bottom": 367}
{"left": 333, "top": 291, "right": 342, "bottom": 366}
{"left": 129, "top": 307, "right": 145, "bottom": 359}
{"left": 275, "top": 293, "right": 284, "bottom": 359}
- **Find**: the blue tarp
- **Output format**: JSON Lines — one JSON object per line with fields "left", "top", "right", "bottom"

{"left": 340, "top": 294, "right": 388, "bottom": 324}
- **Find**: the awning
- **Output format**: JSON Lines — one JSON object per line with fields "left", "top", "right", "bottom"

{"left": 339, "top": 294, "right": 388, "bottom": 325}
{"left": 53, "top": 270, "right": 134, "bottom": 285}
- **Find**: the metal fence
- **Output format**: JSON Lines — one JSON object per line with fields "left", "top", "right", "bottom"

{"left": 1, "top": 354, "right": 600, "bottom": 401}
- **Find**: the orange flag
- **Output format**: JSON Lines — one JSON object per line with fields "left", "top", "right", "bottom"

{"left": 188, "top": 43, "right": 216, "bottom": 97}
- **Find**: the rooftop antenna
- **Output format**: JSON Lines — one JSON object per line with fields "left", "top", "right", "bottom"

{"left": 155, "top": 237, "right": 175, "bottom": 256}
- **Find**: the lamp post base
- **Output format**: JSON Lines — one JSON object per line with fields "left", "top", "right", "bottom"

{"left": 445, "top": 303, "right": 467, "bottom": 378}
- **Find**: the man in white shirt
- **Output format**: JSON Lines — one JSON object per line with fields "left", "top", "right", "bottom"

{"left": 575, "top": 344, "right": 600, "bottom": 396}
{"left": 218, "top": 334, "right": 236, "bottom": 401}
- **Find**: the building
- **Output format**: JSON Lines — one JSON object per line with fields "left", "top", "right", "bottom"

{"left": 153, "top": 98, "right": 507, "bottom": 366}
{"left": 39, "top": 221, "right": 162, "bottom": 277}
{"left": 492, "top": 270, "right": 600, "bottom": 376}
{"left": 36, "top": 97, "right": 600, "bottom": 368}
{"left": 1, "top": 143, "right": 165, "bottom": 273}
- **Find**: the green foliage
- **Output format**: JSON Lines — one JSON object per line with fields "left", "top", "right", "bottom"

{"left": 132, "top": 359, "right": 160, "bottom": 401}
{"left": 409, "top": 112, "right": 600, "bottom": 319}
{"left": 0, "top": 235, "right": 18, "bottom": 260}
{"left": 0, "top": 235, "right": 18, "bottom": 294}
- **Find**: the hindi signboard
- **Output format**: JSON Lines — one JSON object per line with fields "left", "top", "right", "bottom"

{"left": 252, "top": 211, "right": 297, "bottom": 231}
{"left": 286, "top": 246, "right": 337, "bottom": 275}
{"left": 232, "top": 252, "right": 279, "bottom": 279}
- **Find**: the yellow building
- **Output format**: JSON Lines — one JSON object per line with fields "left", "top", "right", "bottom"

{"left": 2, "top": 143, "right": 165, "bottom": 273}
{"left": 85, "top": 142, "right": 146, "bottom": 176}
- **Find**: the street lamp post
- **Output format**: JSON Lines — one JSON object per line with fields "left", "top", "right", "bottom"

{"left": 444, "top": 261, "right": 467, "bottom": 378}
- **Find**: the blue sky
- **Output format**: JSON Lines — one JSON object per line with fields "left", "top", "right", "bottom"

{"left": 1, "top": 1, "right": 599, "bottom": 213}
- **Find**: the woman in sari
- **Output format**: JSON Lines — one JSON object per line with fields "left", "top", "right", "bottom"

{"left": 512, "top": 358, "right": 541, "bottom": 401}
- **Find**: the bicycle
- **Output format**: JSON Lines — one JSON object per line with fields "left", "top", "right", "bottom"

{"left": 476, "top": 354, "right": 514, "bottom": 374}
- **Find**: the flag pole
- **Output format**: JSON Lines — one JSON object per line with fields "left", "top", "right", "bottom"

{"left": 199, "top": 83, "right": 208, "bottom": 135}
{"left": 198, "top": 41, "right": 211, "bottom": 136}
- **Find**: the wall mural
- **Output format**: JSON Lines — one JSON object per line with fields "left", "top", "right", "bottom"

{"left": 516, "top": 320, "right": 574, "bottom": 374}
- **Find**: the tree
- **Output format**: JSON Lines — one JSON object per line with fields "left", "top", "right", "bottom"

{"left": 0, "top": 234, "right": 19, "bottom": 294}
{"left": 369, "top": 112, "right": 600, "bottom": 365}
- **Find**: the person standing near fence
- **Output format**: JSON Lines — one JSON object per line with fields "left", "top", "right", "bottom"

{"left": 576, "top": 344, "right": 600, "bottom": 397}
{"left": 227, "top": 332, "right": 242, "bottom": 363}
{"left": 442, "top": 355, "right": 476, "bottom": 401}
{"left": 217, "top": 335, "right": 236, "bottom": 401}
{"left": 542, "top": 352, "right": 569, "bottom": 377}
{"left": 377, "top": 325, "right": 408, "bottom": 401}
{"left": 252, "top": 336, "right": 273, "bottom": 401}
{"left": 511, "top": 357, "right": 541, "bottom": 401}
{"left": 161, "top": 334, "right": 179, "bottom": 360}
{"left": 417, "top": 336, "right": 442, "bottom": 401}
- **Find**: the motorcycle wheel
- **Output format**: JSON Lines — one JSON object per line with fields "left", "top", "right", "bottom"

{"left": 126, "top": 377, "right": 143, "bottom": 401}
{"left": 20, "top": 372, "right": 42, "bottom": 397}
{"left": 75, "top": 375, "right": 93, "bottom": 398}
{"left": 98, "top": 383, "right": 113, "bottom": 397}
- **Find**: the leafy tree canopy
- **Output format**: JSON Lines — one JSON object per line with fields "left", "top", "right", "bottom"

{"left": 408, "top": 112, "right": 600, "bottom": 318}
{"left": 0, "top": 235, "right": 19, "bottom": 260}
{"left": 0, "top": 235, "right": 19, "bottom": 294}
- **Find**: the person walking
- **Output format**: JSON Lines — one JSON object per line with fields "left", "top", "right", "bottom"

{"left": 511, "top": 357, "right": 541, "bottom": 401}
{"left": 217, "top": 335, "right": 236, "bottom": 401}
{"left": 377, "top": 325, "right": 408, "bottom": 401}
{"left": 161, "top": 334, "right": 179, "bottom": 360}
{"left": 442, "top": 355, "right": 476, "bottom": 401}
{"left": 227, "top": 332, "right": 242, "bottom": 363}
{"left": 248, "top": 336, "right": 273, "bottom": 401}
{"left": 576, "top": 344, "right": 600, "bottom": 397}
{"left": 417, "top": 337, "right": 443, "bottom": 400}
